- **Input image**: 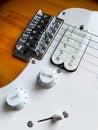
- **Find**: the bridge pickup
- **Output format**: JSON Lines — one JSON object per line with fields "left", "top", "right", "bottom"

{"left": 14, "top": 10, "right": 64, "bottom": 61}
{"left": 51, "top": 24, "right": 91, "bottom": 72}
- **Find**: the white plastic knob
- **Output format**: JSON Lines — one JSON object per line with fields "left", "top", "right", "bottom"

{"left": 6, "top": 88, "right": 28, "bottom": 110}
{"left": 37, "top": 69, "right": 55, "bottom": 89}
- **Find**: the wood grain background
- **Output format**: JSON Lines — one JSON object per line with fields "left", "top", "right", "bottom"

{"left": 0, "top": 0, "right": 98, "bottom": 87}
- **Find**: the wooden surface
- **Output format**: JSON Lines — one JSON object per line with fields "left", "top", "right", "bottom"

{"left": 0, "top": 0, "right": 98, "bottom": 88}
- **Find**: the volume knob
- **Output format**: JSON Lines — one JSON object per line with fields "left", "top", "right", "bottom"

{"left": 37, "top": 69, "right": 55, "bottom": 89}
{"left": 6, "top": 88, "right": 28, "bottom": 110}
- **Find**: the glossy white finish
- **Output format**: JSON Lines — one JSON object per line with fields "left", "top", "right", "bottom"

{"left": 0, "top": 8, "right": 98, "bottom": 130}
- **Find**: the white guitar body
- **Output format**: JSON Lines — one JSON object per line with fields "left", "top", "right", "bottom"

{"left": 0, "top": 8, "right": 98, "bottom": 130}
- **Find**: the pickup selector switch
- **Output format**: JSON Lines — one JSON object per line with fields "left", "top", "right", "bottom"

{"left": 6, "top": 88, "right": 28, "bottom": 110}
{"left": 37, "top": 70, "right": 55, "bottom": 89}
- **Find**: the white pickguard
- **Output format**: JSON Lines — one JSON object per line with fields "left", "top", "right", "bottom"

{"left": 0, "top": 8, "right": 98, "bottom": 130}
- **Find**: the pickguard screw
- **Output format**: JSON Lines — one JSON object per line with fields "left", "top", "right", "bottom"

{"left": 27, "top": 121, "right": 33, "bottom": 128}
{"left": 62, "top": 111, "right": 69, "bottom": 118}
{"left": 62, "top": 12, "right": 66, "bottom": 15}
{"left": 32, "top": 60, "right": 36, "bottom": 64}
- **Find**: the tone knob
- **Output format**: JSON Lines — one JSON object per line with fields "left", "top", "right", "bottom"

{"left": 6, "top": 88, "right": 28, "bottom": 110}
{"left": 37, "top": 69, "right": 55, "bottom": 89}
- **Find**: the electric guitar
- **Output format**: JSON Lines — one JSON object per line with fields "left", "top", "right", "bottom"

{"left": 0, "top": 8, "right": 98, "bottom": 130}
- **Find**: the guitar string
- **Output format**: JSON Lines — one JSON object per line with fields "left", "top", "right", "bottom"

{"left": 47, "top": 24, "right": 98, "bottom": 74}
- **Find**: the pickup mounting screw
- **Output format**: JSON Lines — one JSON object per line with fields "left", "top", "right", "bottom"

{"left": 79, "top": 25, "right": 84, "bottom": 30}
